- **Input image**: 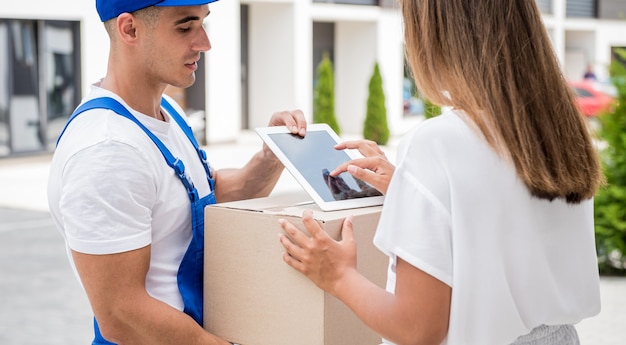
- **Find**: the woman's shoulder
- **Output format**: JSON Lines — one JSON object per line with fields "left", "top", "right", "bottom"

{"left": 403, "top": 109, "right": 476, "bottom": 150}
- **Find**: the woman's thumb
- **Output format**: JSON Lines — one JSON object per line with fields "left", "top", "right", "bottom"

{"left": 341, "top": 215, "right": 355, "bottom": 242}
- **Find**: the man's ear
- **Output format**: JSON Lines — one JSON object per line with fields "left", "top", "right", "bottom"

{"left": 115, "top": 13, "right": 139, "bottom": 44}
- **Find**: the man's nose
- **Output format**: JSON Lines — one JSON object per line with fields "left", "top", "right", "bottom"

{"left": 194, "top": 28, "right": 211, "bottom": 52}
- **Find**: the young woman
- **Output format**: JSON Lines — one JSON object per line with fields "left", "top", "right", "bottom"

{"left": 278, "top": 1, "right": 604, "bottom": 344}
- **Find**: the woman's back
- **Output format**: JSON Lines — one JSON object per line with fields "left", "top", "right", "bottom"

{"left": 375, "top": 110, "right": 600, "bottom": 344}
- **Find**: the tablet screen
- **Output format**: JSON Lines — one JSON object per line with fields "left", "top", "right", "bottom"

{"left": 257, "top": 124, "right": 384, "bottom": 210}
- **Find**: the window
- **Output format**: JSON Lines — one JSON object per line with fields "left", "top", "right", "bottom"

{"left": 598, "top": 0, "right": 626, "bottom": 20}
{"left": 566, "top": 0, "right": 597, "bottom": 18}
{"left": 0, "top": 19, "right": 80, "bottom": 156}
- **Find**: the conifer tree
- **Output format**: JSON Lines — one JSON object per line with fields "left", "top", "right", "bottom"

{"left": 363, "top": 62, "right": 390, "bottom": 145}
{"left": 314, "top": 53, "right": 341, "bottom": 134}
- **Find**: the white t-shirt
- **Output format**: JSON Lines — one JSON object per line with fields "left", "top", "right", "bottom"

{"left": 48, "top": 84, "right": 213, "bottom": 311}
{"left": 374, "top": 110, "right": 600, "bottom": 345}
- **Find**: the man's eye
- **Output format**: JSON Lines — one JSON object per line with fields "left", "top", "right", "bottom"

{"left": 179, "top": 27, "right": 191, "bottom": 32}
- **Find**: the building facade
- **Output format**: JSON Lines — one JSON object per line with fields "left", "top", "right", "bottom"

{"left": 0, "top": 0, "right": 624, "bottom": 157}
{"left": 540, "top": 0, "right": 626, "bottom": 82}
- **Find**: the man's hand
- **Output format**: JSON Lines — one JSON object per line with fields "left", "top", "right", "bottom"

{"left": 263, "top": 110, "right": 307, "bottom": 161}
{"left": 213, "top": 109, "right": 307, "bottom": 203}
{"left": 267, "top": 110, "right": 307, "bottom": 136}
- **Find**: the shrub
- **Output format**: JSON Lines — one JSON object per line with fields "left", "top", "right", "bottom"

{"left": 314, "top": 52, "right": 341, "bottom": 134}
{"left": 594, "top": 48, "right": 626, "bottom": 275}
{"left": 423, "top": 98, "right": 442, "bottom": 119}
{"left": 363, "top": 62, "right": 390, "bottom": 145}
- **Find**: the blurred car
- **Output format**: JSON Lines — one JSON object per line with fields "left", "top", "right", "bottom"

{"left": 569, "top": 80, "right": 615, "bottom": 117}
{"left": 403, "top": 78, "right": 424, "bottom": 116}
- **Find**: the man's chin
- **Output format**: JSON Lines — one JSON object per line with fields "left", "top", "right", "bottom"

{"left": 170, "top": 75, "right": 196, "bottom": 89}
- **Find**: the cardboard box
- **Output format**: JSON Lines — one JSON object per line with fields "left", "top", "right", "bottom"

{"left": 204, "top": 192, "right": 388, "bottom": 345}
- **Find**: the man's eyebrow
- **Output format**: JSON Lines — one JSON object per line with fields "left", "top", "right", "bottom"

{"left": 174, "top": 10, "right": 210, "bottom": 25}
{"left": 174, "top": 16, "right": 200, "bottom": 25}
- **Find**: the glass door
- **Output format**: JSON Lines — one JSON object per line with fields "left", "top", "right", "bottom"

{"left": 8, "top": 20, "right": 43, "bottom": 153}
{"left": 44, "top": 21, "right": 80, "bottom": 148}
{"left": 0, "top": 22, "right": 9, "bottom": 156}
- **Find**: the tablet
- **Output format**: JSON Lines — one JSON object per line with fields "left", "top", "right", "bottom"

{"left": 256, "top": 123, "right": 384, "bottom": 211}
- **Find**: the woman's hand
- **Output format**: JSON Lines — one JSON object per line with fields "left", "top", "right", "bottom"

{"left": 330, "top": 140, "right": 395, "bottom": 195}
{"left": 278, "top": 210, "right": 357, "bottom": 296}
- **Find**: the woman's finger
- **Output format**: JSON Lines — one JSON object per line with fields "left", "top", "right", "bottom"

{"left": 335, "top": 140, "right": 386, "bottom": 158}
{"left": 278, "top": 218, "right": 308, "bottom": 247}
{"left": 330, "top": 157, "right": 380, "bottom": 176}
{"left": 280, "top": 240, "right": 307, "bottom": 273}
{"left": 301, "top": 210, "right": 325, "bottom": 239}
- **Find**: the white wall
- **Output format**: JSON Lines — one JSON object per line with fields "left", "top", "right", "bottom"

{"left": 247, "top": 3, "right": 297, "bottom": 130}
{"left": 596, "top": 21, "right": 626, "bottom": 81}
{"left": 377, "top": 8, "right": 406, "bottom": 136}
{"left": 547, "top": 0, "right": 567, "bottom": 63}
{"left": 565, "top": 30, "right": 595, "bottom": 80}
{"left": 335, "top": 21, "right": 377, "bottom": 134}
{"left": 292, "top": 0, "right": 313, "bottom": 124}
{"left": 205, "top": 0, "right": 241, "bottom": 143}
{"left": 242, "top": 0, "right": 313, "bottom": 133}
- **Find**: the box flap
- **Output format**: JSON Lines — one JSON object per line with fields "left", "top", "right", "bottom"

{"left": 211, "top": 191, "right": 314, "bottom": 212}
{"left": 209, "top": 191, "right": 382, "bottom": 220}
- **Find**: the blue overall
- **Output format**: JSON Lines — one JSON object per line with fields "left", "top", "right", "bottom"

{"left": 57, "top": 97, "right": 216, "bottom": 345}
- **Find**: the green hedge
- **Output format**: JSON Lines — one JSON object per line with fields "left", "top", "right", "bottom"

{"left": 423, "top": 98, "right": 442, "bottom": 119}
{"left": 594, "top": 48, "right": 626, "bottom": 275}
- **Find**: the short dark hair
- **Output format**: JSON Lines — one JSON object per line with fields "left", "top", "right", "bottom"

{"left": 103, "top": 6, "right": 163, "bottom": 37}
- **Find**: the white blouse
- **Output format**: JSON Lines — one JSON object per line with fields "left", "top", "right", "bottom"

{"left": 374, "top": 110, "right": 600, "bottom": 344}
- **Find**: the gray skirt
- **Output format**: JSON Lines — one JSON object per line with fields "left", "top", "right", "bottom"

{"left": 510, "top": 325, "right": 580, "bottom": 345}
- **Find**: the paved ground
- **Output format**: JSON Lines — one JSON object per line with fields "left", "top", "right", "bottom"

{"left": 0, "top": 207, "right": 93, "bottom": 344}
{"left": 1, "top": 131, "right": 625, "bottom": 344}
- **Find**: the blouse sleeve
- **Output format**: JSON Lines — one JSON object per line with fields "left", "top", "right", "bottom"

{"left": 373, "top": 124, "right": 453, "bottom": 287}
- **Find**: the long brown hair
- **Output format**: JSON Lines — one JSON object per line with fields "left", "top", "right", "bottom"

{"left": 401, "top": 0, "right": 604, "bottom": 203}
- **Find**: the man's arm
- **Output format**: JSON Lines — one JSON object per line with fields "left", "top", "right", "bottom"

{"left": 72, "top": 246, "right": 231, "bottom": 345}
{"left": 213, "top": 143, "right": 284, "bottom": 203}
{"left": 213, "top": 110, "right": 306, "bottom": 203}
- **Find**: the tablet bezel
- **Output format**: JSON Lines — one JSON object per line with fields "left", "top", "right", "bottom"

{"left": 255, "top": 123, "right": 385, "bottom": 211}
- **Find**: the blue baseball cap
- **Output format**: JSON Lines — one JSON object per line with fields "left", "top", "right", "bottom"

{"left": 96, "top": 0, "right": 219, "bottom": 22}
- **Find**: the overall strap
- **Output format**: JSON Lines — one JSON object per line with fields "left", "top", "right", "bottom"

{"left": 56, "top": 97, "right": 201, "bottom": 202}
{"left": 160, "top": 98, "right": 215, "bottom": 191}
